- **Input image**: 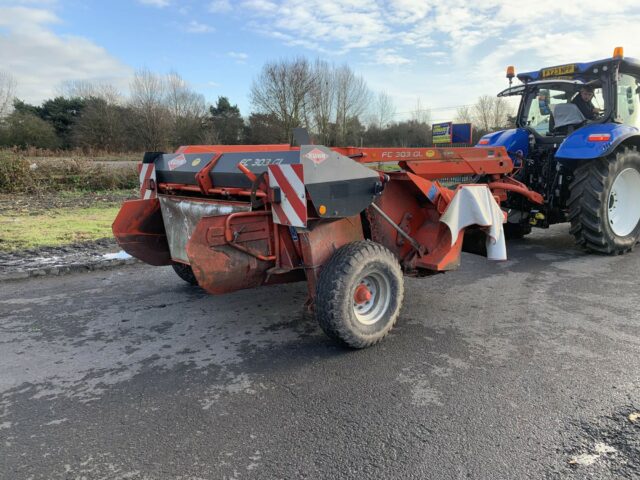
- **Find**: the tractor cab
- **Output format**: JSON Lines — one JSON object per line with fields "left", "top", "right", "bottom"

{"left": 502, "top": 79, "right": 606, "bottom": 137}
{"left": 483, "top": 50, "right": 640, "bottom": 158}
{"left": 497, "top": 58, "right": 640, "bottom": 142}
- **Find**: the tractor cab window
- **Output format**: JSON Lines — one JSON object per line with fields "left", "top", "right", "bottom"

{"left": 524, "top": 85, "right": 604, "bottom": 135}
{"left": 525, "top": 88, "right": 567, "bottom": 134}
{"left": 617, "top": 74, "right": 640, "bottom": 128}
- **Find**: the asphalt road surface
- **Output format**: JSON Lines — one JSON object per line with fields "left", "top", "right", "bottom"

{"left": 1, "top": 225, "right": 639, "bottom": 479}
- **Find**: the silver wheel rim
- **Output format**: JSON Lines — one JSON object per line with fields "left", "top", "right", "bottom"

{"left": 353, "top": 272, "right": 391, "bottom": 326}
{"left": 608, "top": 167, "right": 640, "bottom": 237}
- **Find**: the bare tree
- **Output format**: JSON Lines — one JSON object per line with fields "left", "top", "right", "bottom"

{"left": 491, "top": 96, "right": 510, "bottom": 131}
{"left": 371, "top": 91, "right": 396, "bottom": 128}
{"left": 308, "top": 59, "right": 336, "bottom": 145}
{"left": 250, "top": 58, "right": 314, "bottom": 141}
{"left": 472, "top": 95, "right": 511, "bottom": 131}
{"left": 165, "top": 71, "right": 206, "bottom": 145}
{"left": 0, "top": 71, "right": 17, "bottom": 118}
{"left": 473, "top": 95, "right": 494, "bottom": 131}
{"left": 455, "top": 105, "right": 473, "bottom": 124}
{"left": 73, "top": 97, "right": 131, "bottom": 151}
{"left": 334, "top": 65, "right": 370, "bottom": 145}
{"left": 58, "top": 80, "right": 122, "bottom": 105}
{"left": 165, "top": 72, "right": 206, "bottom": 120}
{"left": 62, "top": 80, "right": 131, "bottom": 151}
{"left": 129, "top": 68, "right": 170, "bottom": 150}
{"left": 410, "top": 97, "right": 431, "bottom": 125}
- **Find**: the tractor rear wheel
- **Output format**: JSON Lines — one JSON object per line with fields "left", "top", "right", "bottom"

{"left": 172, "top": 262, "right": 198, "bottom": 285}
{"left": 315, "top": 241, "right": 404, "bottom": 349}
{"left": 568, "top": 148, "right": 640, "bottom": 254}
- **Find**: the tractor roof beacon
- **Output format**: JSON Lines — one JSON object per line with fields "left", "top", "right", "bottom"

{"left": 478, "top": 47, "right": 640, "bottom": 254}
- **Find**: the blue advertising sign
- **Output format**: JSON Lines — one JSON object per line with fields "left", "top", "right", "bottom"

{"left": 432, "top": 122, "right": 452, "bottom": 144}
{"left": 452, "top": 123, "right": 473, "bottom": 144}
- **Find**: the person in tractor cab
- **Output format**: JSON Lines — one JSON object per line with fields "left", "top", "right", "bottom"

{"left": 571, "top": 84, "right": 602, "bottom": 120}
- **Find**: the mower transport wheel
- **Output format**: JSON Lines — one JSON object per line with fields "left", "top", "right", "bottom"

{"left": 171, "top": 262, "right": 198, "bottom": 286}
{"left": 315, "top": 240, "right": 404, "bottom": 349}
{"left": 568, "top": 148, "right": 640, "bottom": 254}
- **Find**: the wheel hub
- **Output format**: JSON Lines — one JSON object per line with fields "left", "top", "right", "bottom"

{"left": 354, "top": 284, "right": 372, "bottom": 304}
{"left": 352, "top": 272, "right": 391, "bottom": 326}
{"left": 608, "top": 167, "right": 640, "bottom": 237}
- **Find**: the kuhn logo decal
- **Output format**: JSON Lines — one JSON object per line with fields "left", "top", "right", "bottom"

{"left": 168, "top": 154, "right": 187, "bottom": 171}
{"left": 304, "top": 148, "right": 329, "bottom": 165}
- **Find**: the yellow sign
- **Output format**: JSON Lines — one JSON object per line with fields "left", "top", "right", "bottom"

{"left": 541, "top": 64, "right": 576, "bottom": 78}
{"left": 191, "top": 158, "right": 202, "bottom": 167}
{"left": 432, "top": 122, "right": 452, "bottom": 144}
{"left": 426, "top": 150, "right": 435, "bottom": 158}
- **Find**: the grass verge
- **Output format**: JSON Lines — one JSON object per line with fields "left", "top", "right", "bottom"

{"left": 0, "top": 205, "right": 120, "bottom": 252}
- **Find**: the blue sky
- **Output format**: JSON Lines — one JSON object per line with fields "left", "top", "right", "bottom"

{"left": 1, "top": 0, "right": 639, "bottom": 122}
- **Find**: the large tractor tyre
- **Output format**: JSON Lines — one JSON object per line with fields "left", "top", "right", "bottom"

{"left": 171, "top": 262, "right": 198, "bottom": 286}
{"left": 315, "top": 241, "right": 404, "bottom": 349}
{"left": 568, "top": 148, "right": 640, "bottom": 254}
{"left": 504, "top": 222, "right": 532, "bottom": 240}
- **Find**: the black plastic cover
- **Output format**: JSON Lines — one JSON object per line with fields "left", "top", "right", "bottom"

{"left": 210, "top": 151, "right": 300, "bottom": 188}
{"left": 155, "top": 153, "right": 216, "bottom": 185}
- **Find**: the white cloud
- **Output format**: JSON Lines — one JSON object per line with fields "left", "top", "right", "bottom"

{"left": 185, "top": 20, "right": 215, "bottom": 33}
{"left": 0, "top": 6, "right": 132, "bottom": 104}
{"left": 237, "top": 0, "right": 640, "bottom": 116}
{"left": 374, "top": 48, "right": 411, "bottom": 65}
{"left": 387, "top": 0, "right": 432, "bottom": 24}
{"left": 228, "top": 51, "right": 249, "bottom": 64}
{"left": 0, "top": 5, "right": 59, "bottom": 28}
{"left": 240, "top": 0, "right": 391, "bottom": 53}
{"left": 208, "top": 0, "right": 232, "bottom": 13}
{"left": 228, "top": 51, "right": 248, "bottom": 60}
{"left": 137, "top": 0, "right": 169, "bottom": 7}
{"left": 242, "top": 0, "right": 278, "bottom": 13}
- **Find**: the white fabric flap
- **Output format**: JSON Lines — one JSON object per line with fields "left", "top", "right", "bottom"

{"left": 440, "top": 185, "right": 507, "bottom": 261}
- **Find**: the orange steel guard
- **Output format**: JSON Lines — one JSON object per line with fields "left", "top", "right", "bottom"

{"left": 112, "top": 198, "right": 172, "bottom": 266}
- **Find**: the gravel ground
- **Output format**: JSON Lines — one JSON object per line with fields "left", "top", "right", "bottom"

{"left": 1, "top": 224, "right": 639, "bottom": 479}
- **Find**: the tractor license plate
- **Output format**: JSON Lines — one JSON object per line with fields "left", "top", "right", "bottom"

{"left": 541, "top": 64, "right": 576, "bottom": 78}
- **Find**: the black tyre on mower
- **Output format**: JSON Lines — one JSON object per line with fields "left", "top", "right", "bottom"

{"left": 568, "top": 148, "right": 640, "bottom": 254}
{"left": 172, "top": 262, "right": 198, "bottom": 285}
{"left": 315, "top": 241, "right": 404, "bottom": 349}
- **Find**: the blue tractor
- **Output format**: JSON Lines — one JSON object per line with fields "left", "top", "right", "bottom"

{"left": 478, "top": 47, "right": 640, "bottom": 254}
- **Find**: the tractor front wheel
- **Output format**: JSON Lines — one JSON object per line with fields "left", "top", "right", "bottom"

{"left": 568, "top": 148, "right": 640, "bottom": 254}
{"left": 315, "top": 241, "right": 404, "bottom": 349}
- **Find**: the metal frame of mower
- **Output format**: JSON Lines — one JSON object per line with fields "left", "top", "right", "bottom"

{"left": 113, "top": 142, "right": 538, "bottom": 348}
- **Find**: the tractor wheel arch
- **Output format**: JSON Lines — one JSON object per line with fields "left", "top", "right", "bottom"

{"left": 619, "top": 134, "right": 640, "bottom": 152}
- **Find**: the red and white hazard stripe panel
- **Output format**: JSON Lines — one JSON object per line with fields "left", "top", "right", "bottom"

{"left": 139, "top": 163, "right": 157, "bottom": 200}
{"left": 268, "top": 164, "right": 307, "bottom": 228}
